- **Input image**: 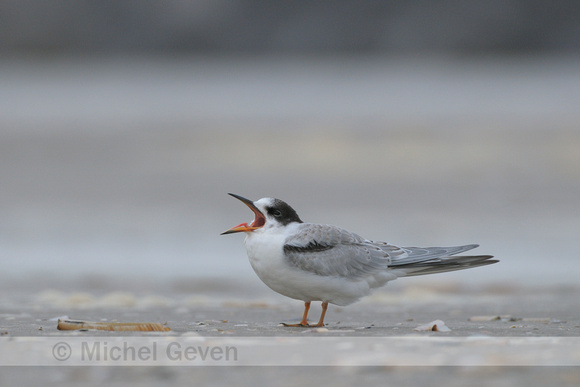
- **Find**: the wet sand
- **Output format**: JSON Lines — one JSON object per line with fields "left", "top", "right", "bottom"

{"left": 2, "top": 277, "right": 580, "bottom": 385}
{"left": 1, "top": 55, "right": 579, "bottom": 385}
{"left": 2, "top": 276, "right": 579, "bottom": 338}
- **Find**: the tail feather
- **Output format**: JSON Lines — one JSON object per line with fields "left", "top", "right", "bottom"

{"left": 389, "top": 244, "right": 480, "bottom": 266}
{"left": 396, "top": 255, "right": 498, "bottom": 277}
{"left": 387, "top": 244, "right": 497, "bottom": 277}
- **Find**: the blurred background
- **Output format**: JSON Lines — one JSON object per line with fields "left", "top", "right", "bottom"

{"left": 1, "top": 1, "right": 579, "bottom": 289}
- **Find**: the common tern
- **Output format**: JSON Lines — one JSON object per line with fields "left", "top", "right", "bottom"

{"left": 222, "top": 193, "right": 497, "bottom": 327}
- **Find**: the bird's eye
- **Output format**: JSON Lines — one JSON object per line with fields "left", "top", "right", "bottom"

{"left": 272, "top": 209, "right": 282, "bottom": 217}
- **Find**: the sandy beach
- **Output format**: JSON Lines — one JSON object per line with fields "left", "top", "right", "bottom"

{"left": 1, "top": 274, "right": 577, "bottom": 336}
{"left": 1, "top": 56, "right": 580, "bottom": 385}
{"left": 2, "top": 275, "right": 580, "bottom": 384}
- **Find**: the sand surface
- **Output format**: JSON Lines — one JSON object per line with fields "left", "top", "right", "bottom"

{"left": 1, "top": 276, "right": 580, "bottom": 385}
{"left": 1, "top": 55, "right": 579, "bottom": 385}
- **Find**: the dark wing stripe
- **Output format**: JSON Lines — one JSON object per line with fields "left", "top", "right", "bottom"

{"left": 284, "top": 240, "right": 334, "bottom": 253}
{"left": 282, "top": 223, "right": 392, "bottom": 279}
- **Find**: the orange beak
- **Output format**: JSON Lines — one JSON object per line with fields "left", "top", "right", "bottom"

{"left": 221, "top": 193, "right": 266, "bottom": 235}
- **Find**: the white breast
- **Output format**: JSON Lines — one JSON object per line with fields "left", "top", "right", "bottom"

{"left": 243, "top": 225, "right": 375, "bottom": 306}
{"left": 244, "top": 227, "right": 293, "bottom": 295}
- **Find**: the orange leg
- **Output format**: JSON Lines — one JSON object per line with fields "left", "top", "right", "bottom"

{"left": 310, "top": 302, "right": 328, "bottom": 328}
{"left": 282, "top": 301, "right": 311, "bottom": 327}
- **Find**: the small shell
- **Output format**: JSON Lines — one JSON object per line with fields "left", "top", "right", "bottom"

{"left": 413, "top": 320, "right": 451, "bottom": 332}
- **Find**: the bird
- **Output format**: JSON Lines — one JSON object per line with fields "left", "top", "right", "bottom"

{"left": 221, "top": 193, "right": 497, "bottom": 327}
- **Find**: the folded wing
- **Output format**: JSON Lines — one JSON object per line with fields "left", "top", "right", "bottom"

{"left": 283, "top": 223, "right": 497, "bottom": 279}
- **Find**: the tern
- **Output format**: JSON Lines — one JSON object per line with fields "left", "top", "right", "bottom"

{"left": 221, "top": 193, "right": 497, "bottom": 327}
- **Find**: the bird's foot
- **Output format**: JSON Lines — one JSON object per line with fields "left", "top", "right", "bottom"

{"left": 280, "top": 322, "right": 310, "bottom": 327}
{"left": 280, "top": 322, "right": 325, "bottom": 328}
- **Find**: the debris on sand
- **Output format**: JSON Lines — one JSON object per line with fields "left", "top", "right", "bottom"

{"left": 57, "top": 319, "right": 171, "bottom": 332}
{"left": 413, "top": 320, "right": 451, "bottom": 332}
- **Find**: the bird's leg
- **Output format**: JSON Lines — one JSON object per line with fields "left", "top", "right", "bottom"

{"left": 282, "top": 301, "right": 311, "bottom": 327}
{"left": 309, "top": 301, "right": 328, "bottom": 328}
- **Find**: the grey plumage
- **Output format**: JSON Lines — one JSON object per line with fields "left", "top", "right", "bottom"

{"left": 394, "top": 255, "right": 497, "bottom": 276}
{"left": 224, "top": 194, "right": 498, "bottom": 324}
{"left": 283, "top": 223, "right": 497, "bottom": 280}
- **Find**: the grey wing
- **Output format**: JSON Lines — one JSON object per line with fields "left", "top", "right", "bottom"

{"left": 388, "top": 244, "right": 480, "bottom": 266}
{"left": 283, "top": 223, "right": 397, "bottom": 279}
{"left": 387, "top": 244, "right": 497, "bottom": 276}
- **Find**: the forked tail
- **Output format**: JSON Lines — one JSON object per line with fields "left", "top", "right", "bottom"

{"left": 388, "top": 244, "right": 498, "bottom": 277}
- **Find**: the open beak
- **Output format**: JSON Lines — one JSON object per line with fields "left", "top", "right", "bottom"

{"left": 221, "top": 193, "right": 266, "bottom": 235}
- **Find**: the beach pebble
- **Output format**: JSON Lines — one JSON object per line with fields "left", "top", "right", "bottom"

{"left": 413, "top": 320, "right": 451, "bottom": 332}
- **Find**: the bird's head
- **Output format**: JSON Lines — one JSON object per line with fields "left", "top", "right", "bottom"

{"left": 221, "top": 193, "right": 303, "bottom": 235}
